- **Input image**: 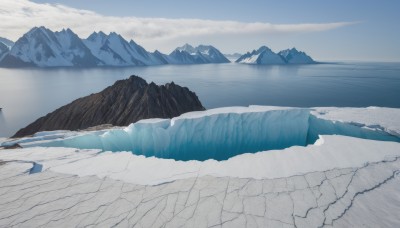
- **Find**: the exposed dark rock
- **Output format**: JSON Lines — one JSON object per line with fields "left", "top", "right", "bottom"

{"left": 13, "top": 75, "right": 205, "bottom": 138}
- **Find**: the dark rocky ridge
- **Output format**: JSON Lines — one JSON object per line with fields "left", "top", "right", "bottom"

{"left": 13, "top": 75, "right": 205, "bottom": 138}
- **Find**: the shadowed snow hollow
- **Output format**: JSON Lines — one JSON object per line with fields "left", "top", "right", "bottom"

{"left": 18, "top": 107, "right": 400, "bottom": 161}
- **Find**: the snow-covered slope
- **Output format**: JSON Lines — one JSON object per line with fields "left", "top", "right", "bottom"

{"left": 175, "top": 43, "right": 197, "bottom": 54}
{"left": 1, "top": 27, "right": 100, "bottom": 67}
{"left": 83, "top": 32, "right": 165, "bottom": 66}
{"left": 170, "top": 44, "right": 230, "bottom": 64}
{"left": 237, "top": 46, "right": 316, "bottom": 65}
{"left": 236, "top": 46, "right": 286, "bottom": 64}
{"left": 0, "top": 37, "right": 14, "bottom": 50}
{"left": 54, "top": 28, "right": 102, "bottom": 67}
{"left": 196, "top": 45, "right": 230, "bottom": 63}
{"left": 278, "top": 48, "right": 315, "bottom": 64}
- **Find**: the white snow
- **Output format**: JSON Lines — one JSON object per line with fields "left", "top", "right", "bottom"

{"left": 4, "top": 27, "right": 231, "bottom": 67}
{"left": 8, "top": 27, "right": 88, "bottom": 66}
{"left": 0, "top": 37, "right": 14, "bottom": 50}
{"left": 236, "top": 47, "right": 285, "bottom": 65}
{"left": 171, "top": 44, "right": 229, "bottom": 64}
{"left": 239, "top": 53, "right": 260, "bottom": 64}
{"left": 0, "top": 106, "right": 399, "bottom": 227}
{"left": 84, "top": 32, "right": 166, "bottom": 66}
{"left": 237, "top": 46, "right": 315, "bottom": 65}
{"left": 312, "top": 106, "right": 400, "bottom": 137}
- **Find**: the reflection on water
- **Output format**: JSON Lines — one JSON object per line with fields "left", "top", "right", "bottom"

{"left": 0, "top": 62, "right": 400, "bottom": 137}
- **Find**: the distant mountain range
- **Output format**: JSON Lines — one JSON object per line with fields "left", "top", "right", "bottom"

{"left": 236, "top": 46, "right": 315, "bottom": 65}
{"left": 0, "top": 26, "right": 316, "bottom": 67}
{"left": 223, "top": 53, "right": 242, "bottom": 62}
{"left": 0, "top": 27, "right": 229, "bottom": 67}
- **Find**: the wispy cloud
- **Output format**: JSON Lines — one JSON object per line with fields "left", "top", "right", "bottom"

{"left": 0, "top": 0, "right": 357, "bottom": 52}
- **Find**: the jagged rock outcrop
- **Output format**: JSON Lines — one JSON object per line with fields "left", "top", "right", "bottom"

{"left": 13, "top": 75, "right": 205, "bottom": 137}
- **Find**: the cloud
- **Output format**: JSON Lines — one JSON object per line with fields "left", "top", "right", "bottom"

{"left": 0, "top": 0, "right": 357, "bottom": 52}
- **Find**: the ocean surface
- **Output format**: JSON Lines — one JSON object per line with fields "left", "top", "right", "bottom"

{"left": 0, "top": 62, "right": 399, "bottom": 137}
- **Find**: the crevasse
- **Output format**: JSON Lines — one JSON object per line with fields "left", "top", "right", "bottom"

{"left": 28, "top": 109, "right": 400, "bottom": 161}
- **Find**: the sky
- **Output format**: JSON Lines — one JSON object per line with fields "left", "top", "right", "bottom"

{"left": 0, "top": 0, "right": 399, "bottom": 61}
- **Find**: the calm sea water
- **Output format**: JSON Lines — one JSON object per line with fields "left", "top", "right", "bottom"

{"left": 1, "top": 62, "right": 399, "bottom": 137}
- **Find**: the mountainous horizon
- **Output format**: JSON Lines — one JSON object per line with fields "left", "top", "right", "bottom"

{"left": 0, "top": 26, "right": 316, "bottom": 67}
{"left": 0, "top": 26, "right": 231, "bottom": 67}
{"left": 236, "top": 46, "right": 315, "bottom": 65}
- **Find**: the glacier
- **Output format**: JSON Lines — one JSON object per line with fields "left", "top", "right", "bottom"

{"left": 1, "top": 106, "right": 400, "bottom": 227}
{"left": 15, "top": 107, "right": 400, "bottom": 161}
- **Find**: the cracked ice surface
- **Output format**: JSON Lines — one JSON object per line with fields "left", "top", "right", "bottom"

{"left": 0, "top": 156, "right": 399, "bottom": 227}
{"left": 0, "top": 106, "right": 400, "bottom": 227}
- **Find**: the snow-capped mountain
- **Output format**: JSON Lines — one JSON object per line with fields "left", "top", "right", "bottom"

{"left": 0, "top": 27, "right": 232, "bottom": 67}
{"left": 0, "top": 37, "right": 14, "bottom": 50}
{"left": 236, "top": 46, "right": 286, "bottom": 65}
{"left": 175, "top": 43, "right": 197, "bottom": 54}
{"left": 168, "top": 49, "right": 204, "bottom": 64}
{"left": 278, "top": 48, "right": 315, "bottom": 64}
{"left": 0, "top": 27, "right": 100, "bottom": 67}
{"left": 0, "top": 27, "right": 317, "bottom": 68}
{"left": 236, "top": 46, "right": 316, "bottom": 65}
{"left": 83, "top": 32, "right": 165, "bottom": 66}
{"left": 171, "top": 44, "right": 230, "bottom": 64}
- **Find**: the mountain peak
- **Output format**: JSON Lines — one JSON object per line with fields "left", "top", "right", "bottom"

{"left": 257, "top": 46, "right": 271, "bottom": 53}
{"left": 170, "top": 43, "right": 229, "bottom": 63}
{"left": 98, "top": 31, "right": 106, "bottom": 37}
{"left": 1, "top": 26, "right": 231, "bottom": 67}
{"left": 58, "top": 28, "right": 74, "bottom": 35}
{"left": 176, "top": 43, "right": 196, "bottom": 53}
{"left": 13, "top": 75, "right": 205, "bottom": 137}
{"left": 277, "top": 47, "right": 315, "bottom": 64}
{"left": 109, "top": 32, "right": 120, "bottom": 37}
{"left": 182, "top": 43, "right": 194, "bottom": 49}
{"left": 87, "top": 31, "right": 107, "bottom": 41}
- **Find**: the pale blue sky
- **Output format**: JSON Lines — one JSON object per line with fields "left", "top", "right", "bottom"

{"left": 3, "top": 0, "right": 400, "bottom": 61}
